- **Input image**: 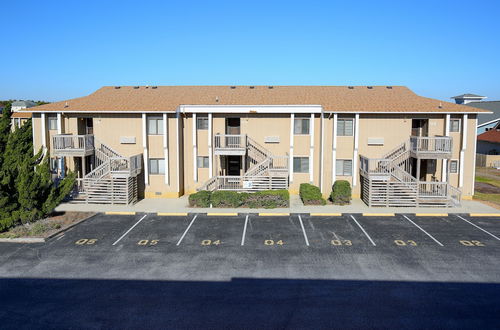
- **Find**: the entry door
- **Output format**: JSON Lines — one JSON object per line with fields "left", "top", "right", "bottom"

{"left": 226, "top": 118, "right": 241, "bottom": 135}
{"left": 227, "top": 156, "right": 241, "bottom": 176}
{"left": 411, "top": 119, "right": 428, "bottom": 137}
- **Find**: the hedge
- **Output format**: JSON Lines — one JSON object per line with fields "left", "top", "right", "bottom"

{"left": 299, "top": 183, "right": 326, "bottom": 205}
{"left": 331, "top": 180, "right": 352, "bottom": 205}
{"left": 188, "top": 190, "right": 289, "bottom": 208}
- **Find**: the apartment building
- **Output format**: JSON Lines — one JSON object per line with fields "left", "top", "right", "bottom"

{"left": 22, "top": 86, "right": 488, "bottom": 206}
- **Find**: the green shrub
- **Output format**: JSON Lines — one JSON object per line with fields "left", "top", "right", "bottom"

{"left": 30, "top": 222, "right": 49, "bottom": 236}
{"left": 299, "top": 183, "right": 326, "bottom": 205}
{"left": 331, "top": 180, "right": 351, "bottom": 205}
{"left": 242, "top": 190, "right": 289, "bottom": 208}
{"left": 210, "top": 191, "right": 242, "bottom": 208}
{"left": 188, "top": 190, "right": 212, "bottom": 207}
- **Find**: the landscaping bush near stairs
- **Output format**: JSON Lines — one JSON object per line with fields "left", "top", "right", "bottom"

{"left": 188, "top": 190, "right": 212, "bottom": 207}
{"left": 331, "top": 180, "right": 352, "bottom": 205}
{"left": 299, "top": 183, "right": 326, "bottom": 205}
{"left": 188, "top": 190, "right": 289, "bottom": 208}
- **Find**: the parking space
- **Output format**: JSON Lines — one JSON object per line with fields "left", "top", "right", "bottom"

{"left": 409, "top": 214, "right": 500, "bottom": 248}
{"left": 243, "top": 215, "right": 307, "bottom": 248}
{"left": 458, "top": 216, "right": 500, "bottom": 239}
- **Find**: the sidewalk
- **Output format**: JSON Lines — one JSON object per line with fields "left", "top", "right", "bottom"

{"left": 55, "top": 195, "right": 500, "bottom": 215}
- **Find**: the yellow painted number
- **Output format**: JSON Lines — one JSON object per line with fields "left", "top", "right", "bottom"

{"left": 137, "top": 240, "right": 159, "bottom": 246}
{"left": 201, "top": 240, "right": 221, "bottom": 246}
{"left": 460, "top": 240, "right": 485, "bottom": 247}
{"left": 75, "top": 239, "right": 97, "bottom": 245}
{"left": 264, "top": 240, "right": 284, "bottom": 246}
{"left": 330, "top": 240, "right": 353, "bottom": 246}
{"left": 394, "top": 240, "right": 417, "bottom": 246}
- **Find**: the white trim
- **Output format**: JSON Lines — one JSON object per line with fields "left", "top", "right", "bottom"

{"left": 449, "top": 118, "right": 461, "bottom": 133}
{"left": 41, "top": 113, "right": 47, "bottom": 155}
{"left": 163, "top": 113, "right": 169, "bottom": 185}
{"left": 449, "top": 159, "right": 459, "bottom": 174}
{"left": 332, "top": 113, "right": 337, "bottom": 185}
{"left": 142, "top": 113, "right": 149, "bottom": 185}
{"left": 459, "top": 114, "right": 468, "bottom": 187}
{"left": 472, "top": 117, "right": 478, "bottom": 193}
{"left": 176, "top": 112, "right": 181, "bottom": 193}
{"left": 309, "top": 113, "right": 314, "bottom": 183}
{"left": 352, "top": 114, "right": 360, "bottom": 186}
{"left": 442, "top": 114, "right": 450, "bottom": 182}
{"left": 320, "top": 112, "right": 325, "bottom": 193}
{"left": 208, "top": 113, "right": 213, "bottom": 178}
{"left": 31, "top": 115, "right": 36, "bottom": 155}
{"left": 56, "top": 113, "right": 62, "bottom": 134}
{"left": 193, "top": 113, "right": 197, "bottom": 182}
{"left": 477, "top": 118, "right": 500, "bottom": 128}
{"left": 289, "top": 113, "right": 294, "bottom": 183}
{"left": 180, "top": 104, "right": 322, "bottom": 114}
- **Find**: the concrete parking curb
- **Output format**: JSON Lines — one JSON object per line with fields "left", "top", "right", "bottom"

{"left": 105, "top": 211, "right": 136, "bottom": 215}
{"left": 469, "top": 213, "right": 500, "bottom": 217}
{"left": 0, "top": 237, "right": 46, "bottom": 243}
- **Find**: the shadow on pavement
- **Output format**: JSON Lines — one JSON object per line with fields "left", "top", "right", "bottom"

{"left": 0, "top": 277, "right": 499, "bottom": 329}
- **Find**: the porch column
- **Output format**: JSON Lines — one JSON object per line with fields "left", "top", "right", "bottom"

{"left": 57, "top": 113, "right": 62, "bottom": 134}
{"left": 320, "top": 111, "right": 325, "bottom": 193}
{"left": 442, "top": 114, "right": 450, "bottom": 182}
{"left": 332, "top": 113, "right": 338, "bottom": 185}
{"left": 193, "top": 113, "right": 198, "bottom": 182}
{"left": 142, "top": 113, "right": 149, "bottom": 185}
{"left": 471, "top": 116, "right": 478, "bottom": 193}
{"left": 309, "top": 113, "right": 314, "bottom": 183}
{"left": 41, "top": 113, "right": 47, "bottom": 156}
{"left": 353, "top": 114, "right": 360, "bottom": 187}
{"left": 163, "top": 113, "right": 169, "bottom": 185}
{"left": 289, "top": 113, "right": 294, "bottom": 183}
{"left": 176, "top": 112, "right": 181, "bottom": 193}
{"left": 208, "top": 113, "right": 213, "bottom": 178}
{"left": 459, "top": 114, "right": 468, "bottom": 187}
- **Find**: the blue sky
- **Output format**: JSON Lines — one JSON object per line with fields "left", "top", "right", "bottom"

{"left": 2, "top": 0, "right": 499, "bottom": 102}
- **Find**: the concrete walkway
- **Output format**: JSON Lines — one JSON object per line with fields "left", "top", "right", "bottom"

{"left": 56, "top": 195, "right": 500, "bottom": 215}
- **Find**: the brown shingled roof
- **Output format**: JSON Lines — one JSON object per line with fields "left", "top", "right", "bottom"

{"left": 11, "top": 112, "right": 32, "bottom": 118}
{"left": 25, "top": 86, "right": 489, "bottom": 113}
{"left": 477, "top": 129, "right": 500, "bottom": 143}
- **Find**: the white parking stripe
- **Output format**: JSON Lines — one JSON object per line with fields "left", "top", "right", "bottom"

{"left": 402, "top": 215, "right": 444, "bottom": 246}
{"left": 350, "top": 215, "right": 376, "bottom": 246}
{"left": 112, "top": 214, "right": 148, "bottom": 246}
{"left": 456, "top": 215, "right": 500, "bottom": 241}
{"left": 176, "top": 215, "right": 198, "bottom": 246}
{"left": 241, "top": 215, "right": 249, "bottom": 246}
{"left": 298, "top": 215, "right": 310, "bottom": 246}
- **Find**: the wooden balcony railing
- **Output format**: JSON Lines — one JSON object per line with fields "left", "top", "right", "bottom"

{"left": 214, "top": 134, "right": 247, "bottom": 155}
{"left": 410, "top": 136, "right": 452, "bottom": 157}
{"left": 52, "top": 134, "right": 95, "bottom": 156}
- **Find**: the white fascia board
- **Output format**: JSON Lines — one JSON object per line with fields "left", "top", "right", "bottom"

{"left": 178, "top": 105, "right": 323, "bottom": 113}
{"left": 477, "top": 118, "right": 500, "bottom": 127}
{"left": 322, "top": 110, "right": 493, "bottom": 114}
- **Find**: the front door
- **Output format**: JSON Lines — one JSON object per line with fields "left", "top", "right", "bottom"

{"left": 227, "top": 156, "right": 241, "bottom": 176}
{"left": 226, "top": 118, "right": 241, "bottom": 135}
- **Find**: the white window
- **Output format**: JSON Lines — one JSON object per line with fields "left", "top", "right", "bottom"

{"left": 450, "top": 119, "right": 461, "bottom": 133}
{"left": 147, "top": 116, "right": 164, "bottom": 135}
{"left": 450, "top": 160, "right": 458, "bottom": 174}
{"left": 14, "top": 118, "right": 20, "bottom": 128}
{"left": 336, "top": 159, "right": 353, "bottom": 176}
{"left": 50, "top": 158, "right": 59, "bottom": 172}
{"left": 293, "top": 157, "right": 309, "bottom": 173}
{"left": 337, "top": 119, "right": 354, "bottom": 136}
{"left": 294, "top": 118, "right": 310, "bottom": 135}
{"left": 197, "top": 116, "right": 209, "bottom": 130}
{"left": 48, "top": 115, "right": 58, "bottom": 130}
{"left": 149, "top": 158, "right": 165, "bottom": 174}
{"left": 197, "top": 156, "right": 209, "bottom": 168}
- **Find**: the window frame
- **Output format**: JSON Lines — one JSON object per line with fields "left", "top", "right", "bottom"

{"left": 148, "top": 158, "right": 165, "bottom": 175}
{"left": 47, "top": 115, "right": 58, "bottom": 130}
{"left": 293, "top": 156, "right": 310, "bottom": 173}
{"left": 197, "top": 156, "right": 209, "bottom": 168}
{"left": 450, "top": 159, "right": 459, "bottom": 174}
{"left": 147, "top": 116, "right": 164, "bottom": 135}
{"left": 336, "top": 159, "right": 353, "bottom": 176}
{"left": 293, "top": 117, "right": 310, "bottom": 135}
{"left": 450, "top": 119, "right": 461, "bottom": 133}
{"left": 196, "top": 116, "right": 209, "bottom": 130}
{"left": 337, "top": 118, "right": 354, "bottom": 136}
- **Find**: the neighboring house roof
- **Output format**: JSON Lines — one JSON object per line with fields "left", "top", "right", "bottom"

{"left": 451, "top": 93, "right": 486, "bottom": 99}
{"left": 25, "top": 86, "right": 490, "bottom": 113}
{"left": 11, "top": 112, "right": 32, "bottom": 118}
{"left": 477, "top": 128, "right": 500, "bottom": 143}
{"left": 466, "top": 101, "right": 500, "bottom": 126}
{"left": 12, "top": 100, "right": 37, "bottom": 108}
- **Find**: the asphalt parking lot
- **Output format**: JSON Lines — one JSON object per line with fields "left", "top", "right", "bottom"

{"left": 1, "top": 212, "right": 499, "bottom": 329}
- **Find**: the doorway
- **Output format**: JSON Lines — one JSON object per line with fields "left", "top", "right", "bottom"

{"left": 226, "top": 118, "right": 241, "bottom": 135}
{"left": 77, "top": 118, "right": 94, "bottom": 135}
{"left": 411, "top": 119, "right": 428, "bottom": 137}
{"left": 226, "top": 156, "right": 242, "bottom": 176}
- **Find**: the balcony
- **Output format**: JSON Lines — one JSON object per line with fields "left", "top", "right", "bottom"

{"left": 214, "top": 134, "right": 247, "bottom": 155}
{"left": 52, "top": 134, "right": 95, "bottom": 157}
{"left": 410, "top": 136, "right": 452, "bottom": 159}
